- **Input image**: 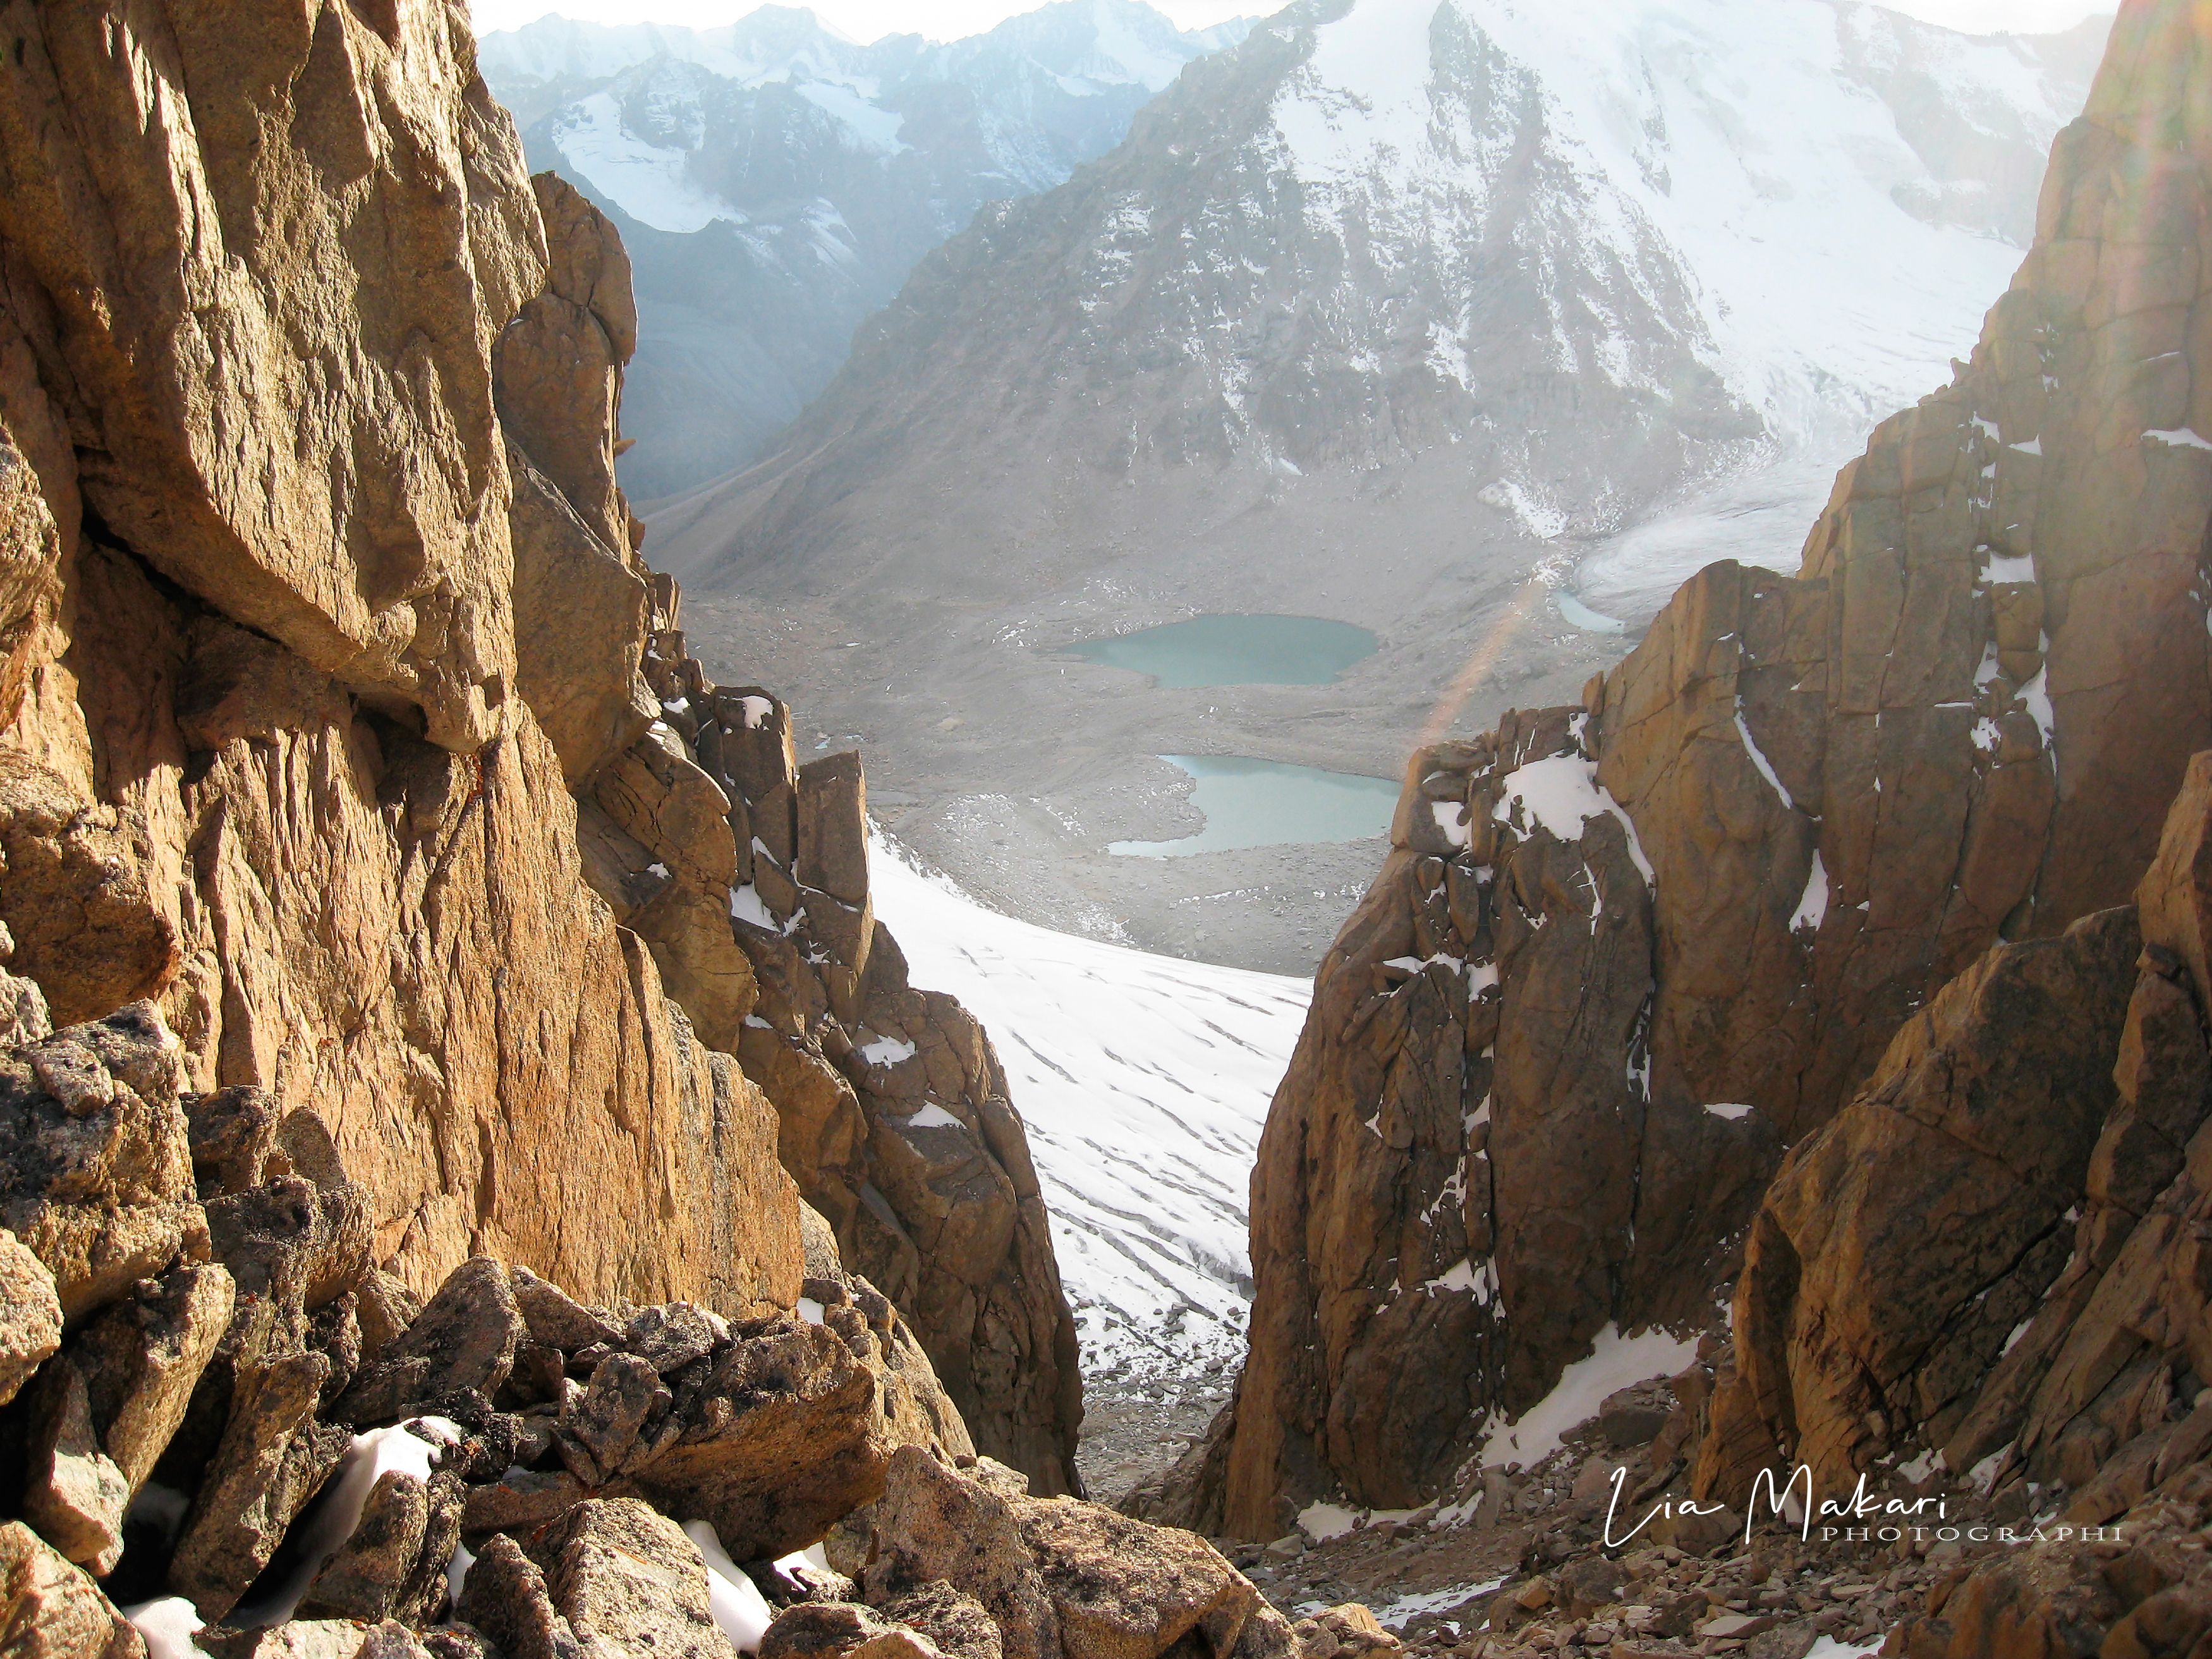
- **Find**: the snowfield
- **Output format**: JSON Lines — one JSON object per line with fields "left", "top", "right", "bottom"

{"left": 870, "top": 840, "right": 1310, "bottom": 1382}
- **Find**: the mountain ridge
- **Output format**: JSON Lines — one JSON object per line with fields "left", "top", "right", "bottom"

{"left": 481, "top": 0, "right": 1255, "bottom": 500}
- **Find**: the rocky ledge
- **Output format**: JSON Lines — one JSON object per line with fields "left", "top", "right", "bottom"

{"left": 0, "top": 980, "right": 1289, "bottom": 1659}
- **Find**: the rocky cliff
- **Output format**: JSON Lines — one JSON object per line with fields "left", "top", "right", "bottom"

{"left": 0, "top": 0, "right": 1078, "bottom": 1514}
{"left": 1159, "top": 0, "right": 2212, "bottom": 1544}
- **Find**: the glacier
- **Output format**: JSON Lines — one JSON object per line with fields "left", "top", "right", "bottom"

{"left": 870, "top": 839, "right": 1310, "bottom": 1382}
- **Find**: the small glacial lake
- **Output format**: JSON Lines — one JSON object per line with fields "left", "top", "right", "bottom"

{"left": 1067, "top": 614, "right": 1377, "bottom": 688}
{"left": 1110, "top": 756, "right": 1400, "bottom": 858}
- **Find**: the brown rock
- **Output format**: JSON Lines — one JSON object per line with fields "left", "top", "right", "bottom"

{"left": 1016, "top": 1497, "right": 1258, "bottom": 1659}
{"left": 169, "top": 1347, "right": 351, "bottom": 1617}
{"left": 337, "top": 1257, "right": 524, "bottom": 1426}
{"left": 457, "top": 1533, "right": 578, "bottom": 1659}
{"left": 185, "top": 1089, "right": 283, "bottom": 1200}
{"left": 864, "top": 1447, "right": 1059, "bottom": 1659}
{"left": 0, "top": 0, "right": 542, "bottom": 748}
{"left": 175, "top": 619, "right": 336, "bottom": 757}
{"left": 878, "top": 1584, "right": 1004, "bottom": 1659}
{"left": 593, "top": 730, "right": 739, "bottom": 897}
{"left": 799, "top": 753, "right": 870, "bottom": 905}
{"left": 1712, "top": 906, "right": 2139, "bottom": 1498}
{"left": 511, "top": 1267, "right": 621, "bottom": 1354}
{"left": 1201, "top": 0, "right": 2212, "bottom": 1533}
{"left": 0, "top": 1004, "right": 200, "bottom": 1322}
{"left": 535, "top": 1498, "right": 734, "bottom": 1659}
{"left": 0, "top": 1521, "right": 143, "bottom": 1659}
{"left": 0, "top": 1226, "right": 61, "bottom": 1407}
{"left": 765, "top": 1603, "right": 940, "bottom": 1659}
{"left": 71, "top": 1261, "right": 234, "bottom": 1493}
{"left": 21, "top": 1355, "right": 129, "bottom": 1574}
{"left": 507, "top": 442, "right": 655, "bottom": 784}
{"left": 296, "top": 1469, "right": 430, "bottom": 1623}
{"left": 461, "top": 1468, "right": 588, "bottom": 1537}
{"left": 0, "top": 753, "right": 179, "bottom": 1028}
{"left": 629, "top": 1316, "right": 902, "bottom": 1561}
{"left": 558, "top": 1352, "right": 667, "bottom": 1483}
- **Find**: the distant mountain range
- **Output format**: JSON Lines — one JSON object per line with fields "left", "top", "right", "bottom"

{"left": 478, "top": 2, "right": 1253, "bottom": 501}
{"left": 652, "top": 0, "right": 2113, "bottom": 625}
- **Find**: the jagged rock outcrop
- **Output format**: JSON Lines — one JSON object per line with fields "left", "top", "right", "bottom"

{"left": 0, "top": 0, "right": 1078, "bottom": 1496}
{"left": 1180, "top": 0, "right": 2212, "bottom": 1541}
{"left": 1697, "top": 739, "right": 2212, "bottom": 1514}
{"left": 580, "top": 607, "right": 1085, "bottom": 1495}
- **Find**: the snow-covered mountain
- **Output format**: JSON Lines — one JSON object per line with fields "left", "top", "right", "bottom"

{"left": 477, "top": 3, "right": 1251, "bottom": 499}
{"left": 656, "top": 0, "right": 2106, "bottom": 631}
{"left": 870, "top": 840, "right": 1308, "bottom": 1383}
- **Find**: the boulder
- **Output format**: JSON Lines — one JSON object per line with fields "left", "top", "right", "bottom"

{"left": 168, "top": 1347, "right": 351, "bottom": 1617}
{"left": 629, "top": 1317, "right": 899, "bottom": 1561}
{"left": 457, "top": 1533, "right": 577, "bottom": 1659}
{"left": 535, "top": 1498, "right": 735, "bottom": 1659}
{"left": 71, "top": 1261, "right": 234, "bottom": 1492}
{"left": 864, "top": 1449, "right": 1058, "bottom": 1659}
{"left": 0, "top": 1003, "right": 200, "bottom": 1321}
{"left": 0, "top": 1521, "right": 143, "bottom": 1659}
{"left": 20, "top": 1355, "right": 130, "bottom": 1574}
{"left": 0, "top": 755, "right": 178, "bottom": 1027}
{"left": 0, "top": 1225, "right": 61, "bottom": 1406}
{"left": 511, "top": 1268, "right": 621, "bottom": 1352}
{"left": 593, "top": 730, "right": 739, "bottom": 897}
{"left": 202, "top": 1624, "right": 432, "bottom": 1659}
{"left": 1015, "top": 1497, "right": 1258, "bottom": 1659}
{"left": 557, "top": 1352, "right": 667, "bottom": 1483}
{"left": 185, "top": 1089, "right": 283, "bottom": 1200}
{"left": 877, "top": 1584, "right": 1004, "bottom": 1659}
{"left": 628, "top": 880, "right": 760, "bottom": 1054}
{"left": 337, "top": 1257, "right": 524, "bottom": 1426}
{"left": 765, "top": 1602, "right": 944, "bottom": 1659}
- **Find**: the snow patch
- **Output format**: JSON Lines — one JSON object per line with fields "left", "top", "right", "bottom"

{"left": 125, "top": 1600, "right": 209, "bottom": 1659}
{"left": 1493, "top": 757, "right": 1655, "bottom": 886}
{"left": 859, "top": 1035, "right": 918, "bottom": 1067}
{"left": 1478, "top": 1325, "right": 1698, "bottom": 1467}
{"left": 903, "top": 1103, "right": 966, "bottom": 1131}
{"left": 2148, "top": 428, "right": 2212, "bottom": 453}
{"left": 233, "top": 1418, "right": 464, "bottom": 1627}
{"left": 1792, "top": 851, "right": 1829, "bottom": 933}
{"left": 1374, "top": 1579, "right": 1510, "bottom": 1631}
{"left": 1735, "top": 700, "right": 1796, "bottom": 811}
{"left": 686, "top": 1520, "right": 776, "bottom": 1652}
{"left": 1703, "top": 1103, "right": 1755, "bottom": 1122}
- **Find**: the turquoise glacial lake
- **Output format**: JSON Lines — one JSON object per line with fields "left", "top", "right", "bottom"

{"left": 1067, "top": 614, "right": 1377, "bottom": 688}
{"left": 1110, "top": 756, "right": 1401, "bottom": 858}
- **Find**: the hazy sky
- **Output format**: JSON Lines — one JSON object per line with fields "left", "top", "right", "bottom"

{"left": 471, "top": 0, "right": 2113, "bottom": 46}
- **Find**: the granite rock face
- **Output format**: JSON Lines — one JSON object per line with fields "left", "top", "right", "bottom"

{"left": 1182, "top": 0, "right": 2212, "bottom": 1542}
{"left": 0, "top": 0, "right": 1076, "bottom": 1499}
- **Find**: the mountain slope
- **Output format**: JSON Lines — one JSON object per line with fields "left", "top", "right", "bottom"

{"left": 658, "top": 0, "right": 2104, "bottom": 605}
{"left": 479, "top": 2, "right": 1251, "bottom": 500}
{"left": 871, "top": 841, "right": 1310, "bottom": 1386}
